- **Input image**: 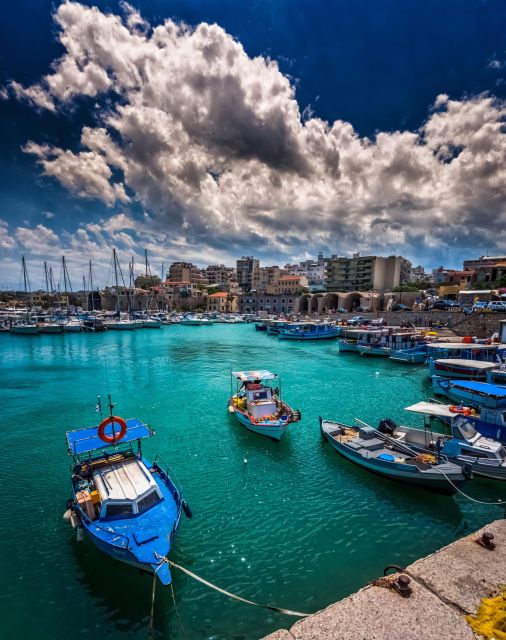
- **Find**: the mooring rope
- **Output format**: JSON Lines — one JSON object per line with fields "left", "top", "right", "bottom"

{"left": 170, "top": 582, "right": 188, "bottom": 640}
{"left": 435, "top": 468, "right": 505, "bottom": 506}
{"left": 147, "top": 571, "right": 157, "bottom": 640}
{"left": 155, "top": 554, "right": 310, "bottom": 617}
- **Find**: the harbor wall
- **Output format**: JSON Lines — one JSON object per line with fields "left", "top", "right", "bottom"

{"left": 308, "top": 310, "right": 506, "bottom": 337}
{"left": 262, "top": 518, "right": 506, "bottom": 640}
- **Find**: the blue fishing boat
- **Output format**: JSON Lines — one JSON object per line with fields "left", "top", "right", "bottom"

{"left": 431, "top": 377, "right": 506, "bottom": 442}
{"left": 319, "top": 417, "right": 467, "bottom": 494}
{"left": 64, "top": 396, "right": 191, "bottom": 585}
{"left": 389, "top": 343, "right": 429, "bottom": 364}
{"left": 228, "top": 370, "right": 301, "bottom": 440}
{"left": 278, "top": 322, "right": 340, "bottom": 340}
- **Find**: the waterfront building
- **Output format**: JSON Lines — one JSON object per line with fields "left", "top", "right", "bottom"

{"left": 237, "top": 293, "right": 299, "bottom": 315}
{"left": 265, "top": 275, "right": 309, "bottom": 295}
{"left": 158, "top": 281, "right": 207, "bottom": 311}
{"left": 284, "top": 257, "right": 326, "bottom": 291}
{"left": 463, "top": 256, "right": 506, "bottom": 285}
{"left": 206, "top": 292, "right": 238, "bottom": 313}
{"left": 325, "top": 254, "right": 411, "bottom": 292}
{"left": 167, "top": 262, "right": 206, "bottom": 285}
{"left": 253, "top": 265, "right": 288, "bottom": 291}
{"left": 432, "top": 267, "right": 474, "bottom": 288}
{"left": 236, "top": 256, "right": 259, "bottom": 292}
{"left": 205, "top": 264, "right": 236, "bottom": 287}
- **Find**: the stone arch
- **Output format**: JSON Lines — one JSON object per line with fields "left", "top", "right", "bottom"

{"left": 320, "top": 292, "right": 340, "bottom": 314}
{"left": 298, "top": 294, "right": 312, "bottom": 315}
{"left": 340, "top": 292, "right": 362, "bottom": 312}
{"left": 309, "top": 294, "right": 321, "bottom": 314}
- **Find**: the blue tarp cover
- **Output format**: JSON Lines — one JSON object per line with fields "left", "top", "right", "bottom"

{"left": 66, "top": 418, "right": 153, "bottom": 455}
{"left": 451, "top": 380, "right": 506, "bottom": 397}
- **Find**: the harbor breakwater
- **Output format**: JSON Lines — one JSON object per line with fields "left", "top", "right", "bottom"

{"left": 263, "top": 518, "right": 506, "bottom": 640}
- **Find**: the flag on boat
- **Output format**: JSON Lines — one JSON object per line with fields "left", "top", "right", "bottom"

{"left": 95, "top": 396, "right": 102, "bottom": 413}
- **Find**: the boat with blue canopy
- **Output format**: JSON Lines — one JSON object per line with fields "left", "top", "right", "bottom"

{"left": 278, "top": 322, "right": 340, "bottom": 340}
{"left": 431, "top": 378, "right": 506, "bottom": 442}
{"left": 228, "top": 370, "right": 301, "bottom": 440}
{"left": 64, "top": 396, "right": 191, "bottom": 585}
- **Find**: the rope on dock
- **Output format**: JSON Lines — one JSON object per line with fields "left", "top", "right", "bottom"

{"left": 435, "top": 468, "right": 505, "bottom": 507}
{"left": 155, "top": 554, "right": 311, "bottom": 617}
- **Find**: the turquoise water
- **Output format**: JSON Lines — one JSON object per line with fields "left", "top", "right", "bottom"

{"left": 1, "top": 325, "right": 504, "bottom": 640}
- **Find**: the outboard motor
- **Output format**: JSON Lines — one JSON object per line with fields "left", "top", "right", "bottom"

{"left": 378, "top": 418, "right": 398, "bottom": 435}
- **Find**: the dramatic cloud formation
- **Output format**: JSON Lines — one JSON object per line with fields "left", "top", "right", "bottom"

{"left": 9, "top": 1, "right": 506, "bottom": 273}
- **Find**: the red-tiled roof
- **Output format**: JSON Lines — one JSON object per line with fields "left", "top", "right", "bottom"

{"left": 209, "top": 292, "right": 231, "bottom": 298}
{"left": 279, "top": 275, "right": 302, "bottom": 281}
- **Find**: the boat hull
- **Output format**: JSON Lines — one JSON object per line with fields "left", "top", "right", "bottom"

{"left": 10, "top": 325, "right": 39, "bottom": 334}
{"left": 105, "top": 321, "right": 137, "bottom": 330}
{"left": 357, "top": 345, "right": 391, "bottom": 357}
{"left": 38, "top": 324, "right": 64, "bottom": 333}
{"left": 278, "top": 329, "right": 340, "bottom": 340}
{"left": 229, "top": 403, "right": 290, "bottom": 441}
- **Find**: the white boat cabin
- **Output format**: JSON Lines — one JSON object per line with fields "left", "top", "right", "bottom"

{"left": 244, "top": 382, "right": 277, "bottom": 420}
{"left": 93, "top": 457, "right": 162, "bottom": 519}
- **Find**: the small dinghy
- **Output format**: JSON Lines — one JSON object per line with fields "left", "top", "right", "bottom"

{"left": 64, "top": 395, "right": 191, "bottom": 585}
{"left": 320, "top": 417, "right": 467, "bottom": 494}
{"left": 228, "top": 370, "right": 301, "bottom": 441}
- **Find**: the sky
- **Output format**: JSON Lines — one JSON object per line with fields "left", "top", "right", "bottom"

{"left": 2, "top": 0, "right": 506, "bottom": 289}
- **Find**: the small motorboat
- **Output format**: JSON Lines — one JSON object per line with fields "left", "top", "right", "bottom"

{"left": 64, "top": 396, "right": 191, "bottom": 585}
{"left": 228, "top": 370, "right": 301, "bottom": 440}
{"left": 278, "top": 322, "right": 340, "bottom": 340}
{"left": 391, "top": 404, "right": 506, "bottom": 480}
{"left": 320, "top": 417, "right": 467, "bottom": 494}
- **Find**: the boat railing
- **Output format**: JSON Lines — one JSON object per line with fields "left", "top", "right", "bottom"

{"left": 153, "top": 454, "right": 183, "bottom": 501}
{"left": 75, "top": 501, "right": 131, "bottom": 549}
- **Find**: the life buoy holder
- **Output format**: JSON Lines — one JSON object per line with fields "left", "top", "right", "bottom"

{"left": 98, "top": 416, "right": 127, "bottom": 443}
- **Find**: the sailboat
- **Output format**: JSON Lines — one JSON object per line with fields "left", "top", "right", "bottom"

{"left": 105, "top": 249, "right": 137, "bottom": 330}
{"left": 10, "top": 257, "right": 39, "bottom": 334}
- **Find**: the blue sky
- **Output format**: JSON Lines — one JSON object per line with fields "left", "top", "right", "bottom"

{"left": 1, "top": 0, "right": 506, "bottom": 287}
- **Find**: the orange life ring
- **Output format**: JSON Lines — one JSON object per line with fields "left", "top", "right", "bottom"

{"left": 98, "top": 416, "right": 127, "bottom": 443}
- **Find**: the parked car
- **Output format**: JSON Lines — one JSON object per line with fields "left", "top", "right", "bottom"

{"left": 432, "top": 299, "right": 460, "bottom": 310}
{"left": 488, "top": 301, "right": 506, "bottom": 312}
{"left": 347, "top": 316, "right": 369, "bottom": 326}
{"left": 471, "top": 301, "right": 490, "bottom": 312}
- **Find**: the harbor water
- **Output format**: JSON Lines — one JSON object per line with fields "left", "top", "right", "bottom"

{"left": 0, "top": 324, "right": 504, "bottom": 640}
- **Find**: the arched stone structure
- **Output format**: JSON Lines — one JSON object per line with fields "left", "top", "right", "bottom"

{"left": 297, "top": 294, "right": 312, "bottom": 315}
{"left": 310, "top": 293, "right": 324, "bottom": 314}
{"left": 319, "top": 292, "right": 340, "bottom": 314}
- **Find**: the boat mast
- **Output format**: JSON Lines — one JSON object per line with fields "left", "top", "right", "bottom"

{"left": 89, "top": 260, "right": 95, "bottom": 313}
{"left": 113, "top": 248, "right": 120, "bottom": 314}
{"left": 21, "top": 256, "right": 32, "bottom": 318}
{"left": 82, "top": 275, "right": 87, "bottom": 312}
{"left": 44, "top": 261, "right": 53, "bottom": 315}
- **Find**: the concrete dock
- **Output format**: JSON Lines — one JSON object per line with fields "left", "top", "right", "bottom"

{"left": 263, "top": 519, "right": 505, "bottom": 640}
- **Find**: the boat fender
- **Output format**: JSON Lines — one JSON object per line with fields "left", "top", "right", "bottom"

{"left": 98, "top": 415, "right": 127, "bottom": 443}
{"left": 63, "top": 509, "right": 72, "bottom": 521}
{"left": 182, "top": 500, "right": 193, "bottom": 519}
{"left": 76, "top": 525, "right": 85, "bottom": 542}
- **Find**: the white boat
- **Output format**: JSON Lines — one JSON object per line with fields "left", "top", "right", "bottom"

{"left": 63, "top": 320, "right": 82, "bottom": 333}
{"left": 38, "top": 323, "right": 64, "bottom": 334}
{"left": 105, "top": 319, "right": 137, "bottom": 330}
{"left": 142, "top": 318, "right": 162, "bottom": 328}
{"left": 228, "top": 370, "right": 301, "bottom": 440}
{"left": 180, "top": 315, "right": 215, "bottom": 325}
{"left": 10, "top": 323, "right": 39, "bottom": 335}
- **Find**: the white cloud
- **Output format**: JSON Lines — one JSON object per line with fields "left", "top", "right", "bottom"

{"left": 0, "top": 220, "right": 16, "bottom": 250}
{"left": 9, "top": 1, "right": 506, "bottom": 268}
{"left": 15, "top": 224, "right": 60, "bottom": 254}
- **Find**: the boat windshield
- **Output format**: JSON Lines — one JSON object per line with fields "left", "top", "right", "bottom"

{"left": 455, "top": 420, "right": 478, "bottom": 441}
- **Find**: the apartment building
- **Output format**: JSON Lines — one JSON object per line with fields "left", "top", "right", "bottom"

{"left": 167, "top": 262, "right": 206, "bottom": 285}
{"left": 325, "top": 254, "right": 412, "bottom": 292}
{"left": 236, "top": 256, "right": 259, "bottom": 292}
